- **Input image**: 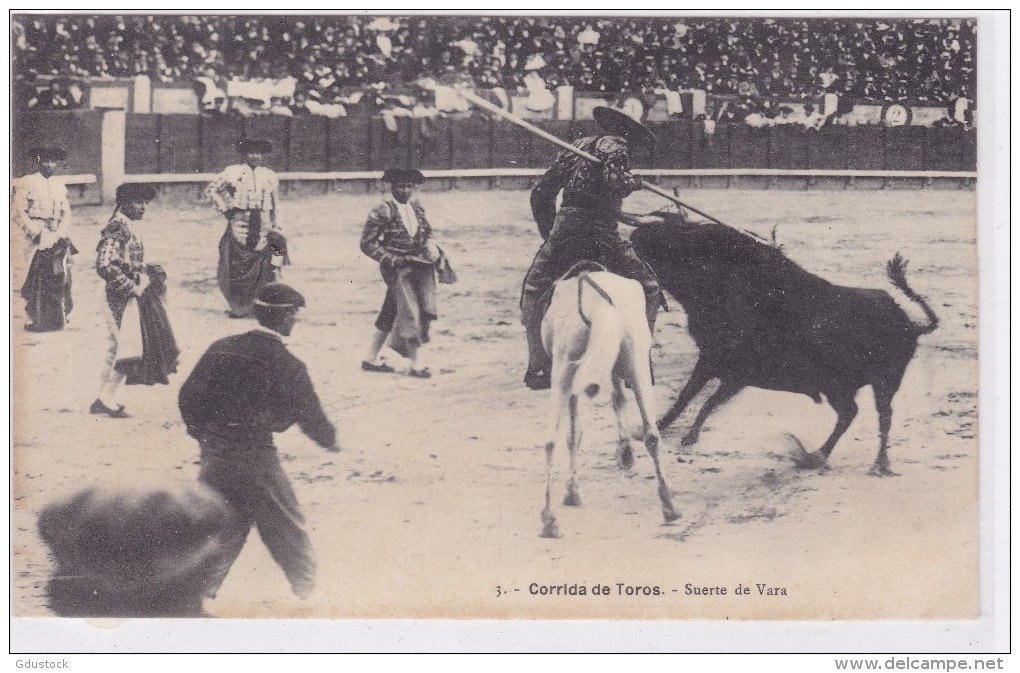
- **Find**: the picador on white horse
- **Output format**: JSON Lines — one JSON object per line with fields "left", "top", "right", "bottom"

{"left": 520, "top": 107, "right": 663, "bottom": 391}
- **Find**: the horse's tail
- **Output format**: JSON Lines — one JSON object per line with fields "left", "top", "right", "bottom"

{"left": 571, "top": 277, "right": 623, "bottom": 400}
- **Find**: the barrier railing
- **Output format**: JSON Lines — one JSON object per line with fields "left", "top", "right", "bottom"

{"left": 66, "top": 167, "right": 976, "bottom": 202}
{"left": 15, "top": 110, "right": 977, "bottom": 204}
{"left": 120, "top": 168, "right": 977, "bottom": 183}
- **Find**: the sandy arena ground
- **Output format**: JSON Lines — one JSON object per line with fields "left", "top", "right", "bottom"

{"left": 11, "top": 187, "right": 979, "bottom": 623}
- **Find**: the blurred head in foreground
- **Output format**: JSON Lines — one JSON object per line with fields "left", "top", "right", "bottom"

{"left": 37, "top": 481, "right": 234, "bottom": 617}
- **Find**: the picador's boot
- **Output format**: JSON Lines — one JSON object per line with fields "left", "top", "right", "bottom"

{"left": 524, "top": 321, "right": 551, "bottom": 391}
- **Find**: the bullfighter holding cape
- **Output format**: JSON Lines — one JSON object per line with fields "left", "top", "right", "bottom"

{"left": 91, "top": 184, "right": 179, "bottom": 418}
{"left": 359, "top": 167, "right": 456, "bottom": 379}
{"left": 12, "top": 146, "right": 77, "bottom": 331}
{"left": 206, "top": 139, "right": 289, "bottom": 318}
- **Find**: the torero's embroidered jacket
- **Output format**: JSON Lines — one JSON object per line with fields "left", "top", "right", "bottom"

{"left": 206, "top": 163, "right": 282, "bottom": 249}
{"left": 12, "top": 172, "right": 73, "bottom": 257}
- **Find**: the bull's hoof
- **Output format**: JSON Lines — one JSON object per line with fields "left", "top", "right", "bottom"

{"left": 618, "top": 444, "right": 634, "bottom": 470}
{"left": 793, "top": 450, "right": 828, "bottom": 470}
{"left": 662, "top": 508, "right": 681, "bottom": 524}
{"left": 868, "top": 464, "right": 899, "bottom": 477}
{"left": 680, "top": 432, "right": 699, "bottom": 447}
{"left": 563, "top": 491, "right": 582, "bottom": 507}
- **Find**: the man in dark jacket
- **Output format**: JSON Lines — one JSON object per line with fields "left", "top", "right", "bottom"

{"left": 521, "top": 106, "right": 662, "bottom": 390}
{"left": 178, "top": 282, "right": 340, "bottom": 601}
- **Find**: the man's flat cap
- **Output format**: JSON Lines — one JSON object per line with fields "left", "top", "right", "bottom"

{"left": 254, "top": 282, "right": 306, "bottom": 309}
{"left": 115, "top": 183, "right": 158, "bottom": 203}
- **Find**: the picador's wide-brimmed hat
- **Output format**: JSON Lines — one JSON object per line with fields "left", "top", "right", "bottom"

{"left": 592, "top": 106, "right": 657, "bottom": 147}
{"left": 254, "top": 282, "right": 306, "bottom": 310}
{"left": 382, "top": 167, "right": 425, "bottom": 184}
{"left": 115, "top": 183, "right": 158, "bottom": 203}
{"left": 237, "top": 139, "right": 273, "bottom": 154}
{"left": 31, "top": 147, "right": 67, "bottom": 161}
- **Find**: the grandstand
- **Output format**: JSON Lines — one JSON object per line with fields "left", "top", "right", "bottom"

{"left": 10, "top": 14, "right": 978, "bottom": 202}
{"left": 13, "top": 15, "right": 976, "bottom": 106}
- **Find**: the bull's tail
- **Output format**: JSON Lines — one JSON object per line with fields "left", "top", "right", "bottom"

{"left": 887, "top": 253, "right": 939, "bottom": 336}
{"left": 571, "top": 279, "right": 624, "bottom": 400}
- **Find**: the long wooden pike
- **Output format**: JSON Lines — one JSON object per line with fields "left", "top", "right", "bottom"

{"left": 457, "top": 89, "right": 732, "bottom": 228}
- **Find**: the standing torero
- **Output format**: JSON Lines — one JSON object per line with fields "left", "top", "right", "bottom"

{"left": 206, "top": 139, "right": 288, "bottom": 318}
{"left": 12, "top": 147, "right": 77, "bottom": 331}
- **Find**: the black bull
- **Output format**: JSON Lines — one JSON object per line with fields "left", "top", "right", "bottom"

{"left": 630, "top": 214, "right": 939, "bottom": 476}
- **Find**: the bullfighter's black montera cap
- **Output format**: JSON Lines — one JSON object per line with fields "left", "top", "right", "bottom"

{"left": 382, "top": 167, "right": 425, "bottom": 184}
{"left": 115, "top": 183, "right": 158, "bottom": 203}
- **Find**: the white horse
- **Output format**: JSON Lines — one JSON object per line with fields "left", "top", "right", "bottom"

{"left": 540, "top": 269, "right": 680, "bottom": 539}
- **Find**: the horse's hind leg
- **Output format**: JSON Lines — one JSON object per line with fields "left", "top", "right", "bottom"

{"left": 611, "top": 376, "right": 635, "bottom": 470}
{"left": 541, "top": 361, "right": 572, "bottom": 539}
{"left": 630, "top": 353, "right": 680, "bottom": 524}
{"left": 563, "top": 393, "right": 583, "bottom": 507}
{"left": 541, "top": 439, "right": 561, "bottom": 538}
{"left": 645, "top": 434, "right": 680, "bottom": 524}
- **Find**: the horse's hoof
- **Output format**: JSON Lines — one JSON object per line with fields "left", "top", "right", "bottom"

{"left": 868, "top": 465, "right": 899, "bottom": 477}
{"left": 663, "top": 510, "right": 681, "bottom": 524}
{"left": 563, "top": 492, "right": 582, "bottom": 507}
{"left": 618, "top": 445, "right": 634, "bottom": 470}
{"left": 680, "top": 433, "right": 698, "bottom": 447}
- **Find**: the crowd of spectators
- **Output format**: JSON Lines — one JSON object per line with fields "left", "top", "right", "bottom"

{"left": 13, "top": 15, "right": 976, "bottom": 115}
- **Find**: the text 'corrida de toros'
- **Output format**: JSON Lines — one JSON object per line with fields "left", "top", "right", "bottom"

{"left": 529, "top": 583, "right": 661, "bottom": 596}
